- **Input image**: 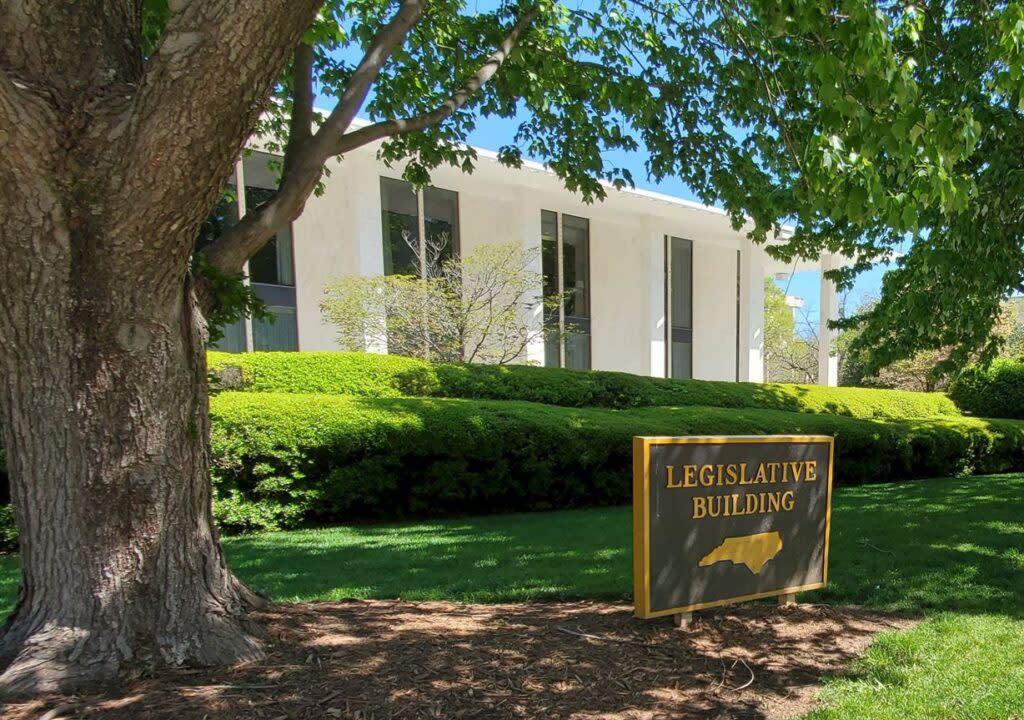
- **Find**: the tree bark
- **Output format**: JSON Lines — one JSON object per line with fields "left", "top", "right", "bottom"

{"left": 0, "top": 208, "right": 265, "bottom": 693}
{"left": 0, "top": 0, "right": 321, "bottom": 696}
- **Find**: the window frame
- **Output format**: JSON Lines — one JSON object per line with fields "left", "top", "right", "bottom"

{"left": 665, "top": 235, "right": 694, "bottom": 380}
{"left": 380, "top": 176, "right": 460, "bottom": 279}
{"left": 543, "top": 210, "right": 592, "bottom": 370}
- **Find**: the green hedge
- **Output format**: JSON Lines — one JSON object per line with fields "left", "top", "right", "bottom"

{"left": 949, "top": 359, "right": 1024, "bottom": 419}
{"left": 209, "top": 391, "right": 1024, "bottom": 533}
{"left": 208, "top": 351, "right": 961, "bottom": 421}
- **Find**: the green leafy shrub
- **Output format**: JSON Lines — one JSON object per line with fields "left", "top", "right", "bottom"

{"left": 0, "top": 504, "right": 15, "bottom": 551}
{"left": 949, "top": 359, "right": 1024, "bottom": 419}
{"left": 208, "top": 351, "right": 962, "bottom": 421}
{"left": 209, "top": 391, "right": 1024, "bottom": 530}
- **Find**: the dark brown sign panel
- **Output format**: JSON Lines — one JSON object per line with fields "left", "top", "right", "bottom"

{"left": 633, "top": 435, "right": 833, "bottom": 618}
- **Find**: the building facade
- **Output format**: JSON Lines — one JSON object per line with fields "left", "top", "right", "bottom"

{"left": 213, "top": 140, "right": 840, "bottom": 385}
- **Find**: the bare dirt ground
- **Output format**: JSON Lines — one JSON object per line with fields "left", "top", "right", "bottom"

{"left": 4, "top": 600, "right": 912, "bottom": 720}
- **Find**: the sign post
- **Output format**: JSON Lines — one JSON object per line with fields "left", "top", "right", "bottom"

{"left": 632, "top": 435, "right": 833, "bottom": 620}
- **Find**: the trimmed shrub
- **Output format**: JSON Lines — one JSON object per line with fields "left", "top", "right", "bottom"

{"left": 209, "top": 391, "right": 1024, "bottom": 530}
{"left": 949, "top": 359, "right": 1024, "bottom": 419}
{"left": 208, "top": 351, "right": 962, "bottom": 421}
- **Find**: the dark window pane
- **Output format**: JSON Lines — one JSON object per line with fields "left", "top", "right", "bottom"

{"left": 380, "top": 177, "right": 419, "bottom": 275}
{"left": 423, "top": 185, "right": 458, "bottom": 267}
{"left": 242, "top": 185, "right": 295, "bottom": 286}
{"left": 541, "top": 210, "right": 559, "bottom": 322}
{"left": 253, "top": 306, "right": 298, "bottom": 351}
{"left": 563, "top": 214, "right": 590, "bottom": 320}
{"left": 248, "top": 224, "right": 295, "bottom": 286}
{"left": 565, "top": 333, "right": 591, "bottom": 371}
{"left": 196, "top": 193, "right": 238, "bottom": 253}
{"left": 670, "top": 237, "right": 692, "bottom": 330}
{"left": 211, "top": 319, "right": 246, "bottom": 353}
{"left": 671, "top": 341, "right": 692, "bottom": 379}
{"left": 544, "top": 337, "right": 560, "bottom": 368}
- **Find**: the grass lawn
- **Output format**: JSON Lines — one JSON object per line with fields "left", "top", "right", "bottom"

{"left": 1, "top": 473, "right": 1022, "bottom": 717}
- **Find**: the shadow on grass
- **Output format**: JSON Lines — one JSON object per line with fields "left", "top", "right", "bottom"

{"left": 1, "top": 475, "right": 1023, "bottom": 620}
{"left": 222, "top": 474, "right": 1024, "bottom": 618}
{"left": 225, "top": 507, "right": 633, "bottom": 606}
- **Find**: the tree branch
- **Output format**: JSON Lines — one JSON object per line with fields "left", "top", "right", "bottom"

{"left": 332, "top": 6, "right": 540, "bottom": 156}
{"left": 114, "top": 0, "right": 323, "bottom": 283}
{"left": 199, "top": 3, "right": 539, "bottom": 315}
{"left": 310, "top": 0, "right": 429, "bottom": 159}
{"left": 197, "top": 0, "right": 429, "bottom": 295}
{"left": 283, "top": 42, "right": 316, "bottom": 182}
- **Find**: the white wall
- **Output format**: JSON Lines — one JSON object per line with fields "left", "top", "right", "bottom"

{"left": 589, "top": 216, "right": 653, "bottom": 375}
{"left": 291, "top": 152, "right": 382, "bottom": 351}
{"left": 282, "top": 142, "right": 769, "bottom": 382}
{"left": 691, "top": 242, "right": 739, "bottom": 381}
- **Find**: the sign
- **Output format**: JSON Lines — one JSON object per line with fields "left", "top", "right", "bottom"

{"left": 632, "top": 435, "right": 833, "bottom": 618}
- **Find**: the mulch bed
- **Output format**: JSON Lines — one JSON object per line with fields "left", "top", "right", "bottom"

{"left": 5, "top": 600, "right": 912, "bottom": 720}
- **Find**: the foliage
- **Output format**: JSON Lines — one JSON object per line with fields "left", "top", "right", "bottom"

{"left": 205, "top": 390, "right": 1024, "bottom": 532}
{"left": 768, "top": 5, "right": 1024, "bottom": 373}
{"left": 842, "top": 297, "right": 1024, "bottom": 390}
{"left": 202, "top": 0, "right": 1016, "bottom": 374}
{"left": 762, "top": 278, "right": 796, "bottom": 381}
{"left": 949, "top": 359, "right": 1024, "bottom": 420}
{"left": 321, "top": 242, "right": 555, "bottom": 364}
{"left": 0, "top": 506, "right": 14, "bottom": 553}
{"left": 208, "top": 350, "right": 961, "bottom": 420}
{"left": 762, "top": 278, "right": 822, "bottom": 383}
{"left": 191, "top": 254, "right": 270, "bottom": 344}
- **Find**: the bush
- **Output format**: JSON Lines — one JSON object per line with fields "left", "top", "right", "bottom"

{"left": 208, "top": 351, "right": 961, "bottom": 421}
{"left": 209, "top": 391, "right": 1024, "bottom": 531}
{"left": 949, "top": 359, "right": 1024, "bottom": 419}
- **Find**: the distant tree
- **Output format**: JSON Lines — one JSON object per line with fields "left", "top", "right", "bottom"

{"left": 323, "top": 241, "right": 557, "bottom": 365}
{"left": 839, "top": 296, "right": 1024, "bottom": 391}
{"left": 762, "top": 279, "right": 795, "bottom": 381}
{"left": 762, "top": 278, "right": 815, "bottom": 383}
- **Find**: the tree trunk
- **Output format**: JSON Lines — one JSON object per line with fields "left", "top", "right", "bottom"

{"left": 0, "top": 209, "right": 264, "bottom": 694}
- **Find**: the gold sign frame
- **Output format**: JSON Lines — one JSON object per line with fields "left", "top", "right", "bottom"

{"left": 632, "top": 435, "right": 835, "bottom": 619}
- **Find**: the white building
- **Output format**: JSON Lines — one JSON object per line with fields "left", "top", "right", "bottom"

{"left": 212, "top": 139, "right": 840, "bottom": 385}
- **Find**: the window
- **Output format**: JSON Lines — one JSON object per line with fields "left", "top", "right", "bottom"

{"left": 542, "top": 210, "right": 591, "bottom": 370}
{"left": 197, "top": 151, "right": 299, "bottom": 352}
{"left": 666, "top": 236, "right": 693, "bottom": 379}
{"left": 246, "top": 189, "right": 295, "bottom": 286}
{"left": 380, "top": 177, "right": 459, "bottom": 277}
{"left": 244, "top": 154, "right": 298, "bottom": 351}
{"left": 253, "top": 306, "right": 298, "bottom": 351}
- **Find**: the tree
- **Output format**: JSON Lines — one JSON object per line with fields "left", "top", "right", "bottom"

{"left": 841, "top": 296, "right": 1024, "bottom": 390}
{"left": 723, "top": 3, "right": 1024, "bottom": 373}
{"left": 322, "top": 241, "right": 555, "bottom": 364}
{"left": 0, "top": 0, "right": 990, "bottom": 693}
{"left": 762, "top": 278, "right": 819, "bottom": 383}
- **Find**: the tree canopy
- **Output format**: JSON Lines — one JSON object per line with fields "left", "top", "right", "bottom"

{"left": 165, "top": 0, "right": 1016, "bottom": 374}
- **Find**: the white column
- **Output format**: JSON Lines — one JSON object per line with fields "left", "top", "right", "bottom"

{"left": 818, "top": 253, "right": 839, "bottom": 386}
{"left": 737, "top": 240, "right": 765, "bottom": 383}
{"left": 648, "top": 228, "right": 666, "bottom": 378}
{"left": 354, "top": 160, "right": 388, "bottom": 355}
{"left": 234, "top": 157, "right": 255, "bottom": 353}
{"left": 518, "top": 189, "right": 546, "bottom": 366}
